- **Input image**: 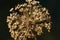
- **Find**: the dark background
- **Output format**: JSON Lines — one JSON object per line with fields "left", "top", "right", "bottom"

{"left": 0, "top": 0, "right": 60, "bottom": 40}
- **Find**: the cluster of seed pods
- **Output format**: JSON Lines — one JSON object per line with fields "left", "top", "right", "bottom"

{"left": 7, "top": 0, "right": 51, "bottom": 40}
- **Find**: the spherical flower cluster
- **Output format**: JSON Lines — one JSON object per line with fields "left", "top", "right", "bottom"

{"left": 7, "top": 0, "right": 51, "bottom": 40}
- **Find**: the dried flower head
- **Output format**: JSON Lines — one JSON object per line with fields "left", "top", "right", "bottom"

{"left": 7, "top": 0, "right": 51, "bottom": 40}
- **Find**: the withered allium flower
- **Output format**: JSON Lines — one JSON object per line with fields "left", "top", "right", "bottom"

{"left": 7, "top": 0, "right": 51, "bottom": 40}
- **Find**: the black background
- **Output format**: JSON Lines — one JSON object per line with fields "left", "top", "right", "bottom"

{"left": 0, "top": 0, "right": 60, "bottom": 40}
